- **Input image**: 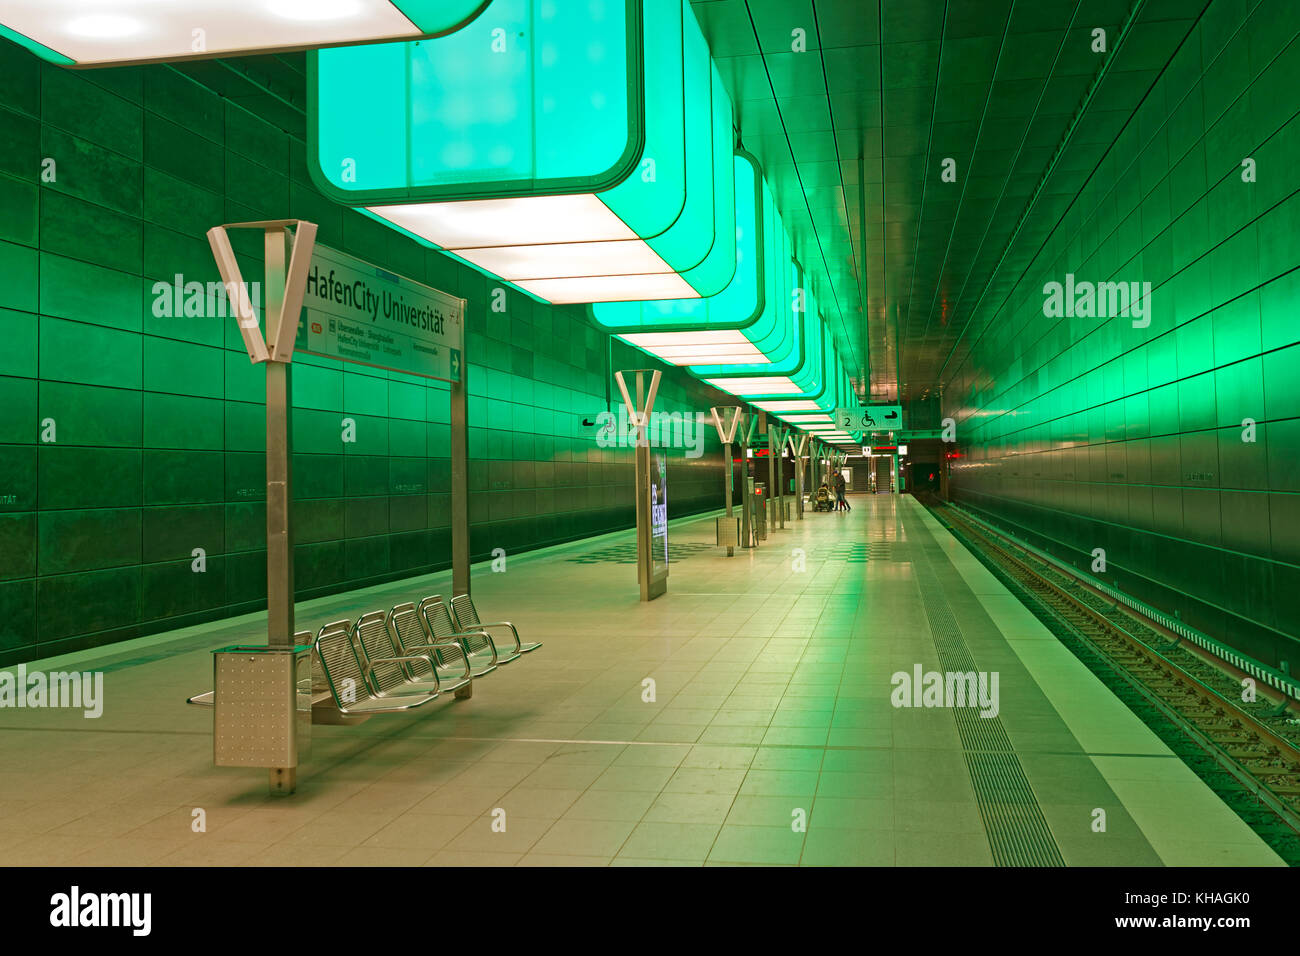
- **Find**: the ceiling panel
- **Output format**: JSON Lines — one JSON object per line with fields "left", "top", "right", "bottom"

{"left": 693, "top": 0, "right": 1201, "bottom": 406}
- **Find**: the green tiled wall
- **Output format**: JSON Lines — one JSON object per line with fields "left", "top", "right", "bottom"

{"left": 949, "top": 1, "right": 1300, "bottom": 664}
{"left": 0, "top": 42, "right": 729, "bottom": 665}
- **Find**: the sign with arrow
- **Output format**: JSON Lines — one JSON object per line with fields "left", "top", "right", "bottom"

{"left": 834, "top": 405, "right": 903, "bottom": 431}
{"left": 294, "top": 243, "right": 465, "bottom": 383}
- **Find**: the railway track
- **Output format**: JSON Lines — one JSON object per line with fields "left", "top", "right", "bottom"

{"left": 921, "top": 495, "right": 1300, "bottom": 864}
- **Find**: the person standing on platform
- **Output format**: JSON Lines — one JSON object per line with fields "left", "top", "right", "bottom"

{"left": 835, "top": 471, "right": 850, "bottom": 512}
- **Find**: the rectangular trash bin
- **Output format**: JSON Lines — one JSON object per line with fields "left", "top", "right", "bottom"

{"left": 716, "top": 516, "right": 740, "bottom": 547}
{"left": 212, "top": 644, "right": 312, "bottom": 768}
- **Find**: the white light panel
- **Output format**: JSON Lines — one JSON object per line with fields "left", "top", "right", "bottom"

{"left": 3, "top": 0, "right": 427, "bottom": 65}
{"left": 705, "top": 377, "right": 799, "bottom": 395}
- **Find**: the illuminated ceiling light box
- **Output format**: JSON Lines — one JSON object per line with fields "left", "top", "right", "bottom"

{"left": 694, "top": 257, "right": 811, "bottom": 389}
{"left": 310, "top": 0, "right": 735, "bottom": 305}
{"left": 0, "top": 0, "right": 491, "bottom": 66}
{"left": 753, "top": 400, "right": 821, "bottom": 412}
{"left": 615, "top": 330, "right": 765, "bottom": 366}
{"left": 594, "top": 151, "right": 794, "bottom": 367}
{"left": 686, "top": 216, "right": 799, "bottom": 374}
{"left": 705, "top": 304, "right": 830, "bottom": 405}
{"left": 707, "top": 377, "right": 801, "bottom": 396}
{"left": 760, "top": 339, "right": 859, "bottom": 436}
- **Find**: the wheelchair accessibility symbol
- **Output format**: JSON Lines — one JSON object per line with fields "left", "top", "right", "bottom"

{"left": 836, "top": 406, "right": 901, "bottom": 432}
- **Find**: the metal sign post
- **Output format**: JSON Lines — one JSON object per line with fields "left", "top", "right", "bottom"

{"left": 208, "top": 219, "right": 317, "bottom": 795}
{"left": 710, "top": 407, "right": 743, "bottom": 556}
{"left": 738, "top": 413, "right": 759, "bottom": 548}
{"left": 451, "top": 363, "right": 470, "bottom": 598}
{"left": 762, "top": 413, "right": 772, "bottom": 530}
{"left": 207, "top": 222, "right": 468, "bottom": 794}
{"left": 768, "top": 423, "right": 788, "bottom": 531}
{"left": 615, "top": 370, "right": 667, "bottom": 601}
{"left": 787, "top": 432, "right": 808, "bottom": 519}
{"left": 807, "top": 440, "right": 818, "bottom": 500}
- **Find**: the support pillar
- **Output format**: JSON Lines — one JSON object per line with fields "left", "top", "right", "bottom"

{"left": 739, "top": 413, "right": 758, "bottom": 548}
{"left": 789, "top": 433, "right": 808, "bottom": 520}
{"left": 615, "top": 370, "right": 666, "bottom": 600}
{"left": 451, "top": 355, "right": 470, "bottom": 598}
{"left": 263, "top": 228, "right": 293, "bottom": 652}
{"left": 710, "top": 407, "right": 743, "bottom": 556}
{"left": 207, "top": 218, "right": 317, "bottom": 796}
{"left": 770, "top": 424, "right": 787, "bottom": 530}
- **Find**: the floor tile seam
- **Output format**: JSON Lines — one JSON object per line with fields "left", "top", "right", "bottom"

{"left": 702, "top": 615, "right": 828, "bottom": 864}
{"left": 797, "top": 511, "right": 881, "bottom": 865}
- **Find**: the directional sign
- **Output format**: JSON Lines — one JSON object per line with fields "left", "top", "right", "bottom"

{"left": 295, "top": 243, "right": 465, "bottom": 383}
{"left": 835, "top": 405, "right": 903, "bottom": 431}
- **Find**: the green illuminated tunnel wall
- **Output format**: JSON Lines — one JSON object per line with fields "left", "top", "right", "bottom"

{"left": 948, "top": 2, "right": 1300, "bottom": 664}
{"left": 0, "top": 39, "right": 729, "bottom": 666}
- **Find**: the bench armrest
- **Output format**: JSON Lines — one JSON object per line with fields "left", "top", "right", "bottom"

{"left": 449, "top": 629, "right": 500, "bottom": 666}
{"left": 473, "top": 621, "right": 521, "bottom": 652}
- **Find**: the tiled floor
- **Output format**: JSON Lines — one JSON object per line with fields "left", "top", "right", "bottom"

{"left": 0, "top": 495, "right": 1283, "bottom": 866}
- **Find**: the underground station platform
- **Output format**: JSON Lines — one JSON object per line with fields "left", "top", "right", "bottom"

{"left": 0, "top": 496, "right": 1285, "bottom": 869}
{"left": 0, "top": 0, "right": 1297, "bottom": 939}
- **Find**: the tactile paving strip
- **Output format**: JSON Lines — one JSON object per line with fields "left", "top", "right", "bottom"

{"left": 565, "top": 542, "right": 714, "bottom": 565}
{"left": 818, "top": 542, "right": 905, "bottom": 563}
{"left": 911, "top": 524, "right": 1065, "bottom": 868}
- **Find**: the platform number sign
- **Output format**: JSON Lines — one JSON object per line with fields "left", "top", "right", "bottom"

{"left": 835, "top": 406, "right": 903, "bottom": 431}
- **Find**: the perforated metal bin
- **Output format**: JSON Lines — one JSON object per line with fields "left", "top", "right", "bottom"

{"left": 212, "top": 644, "right": 312, "bottom": 768}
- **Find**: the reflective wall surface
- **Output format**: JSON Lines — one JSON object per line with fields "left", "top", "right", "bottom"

{"left": 949, "top": 1, "right": 1299, "bottom": 664}
{"left": 0, "top": 44, "right": 728, "bottom": 666}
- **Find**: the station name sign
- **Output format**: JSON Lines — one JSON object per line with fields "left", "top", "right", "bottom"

{"left": 296, "top": 244, "right": 465, "bottom": 383}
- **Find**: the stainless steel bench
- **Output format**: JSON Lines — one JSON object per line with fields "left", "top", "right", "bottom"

{"left": 416, "top": 595, "right": 504, "bottom": 672}
{"left": 314, "top": 618, "right": 442, "bottom": 715}
{"left": 450, "top": 593, "right": 542, "bottom": 657}
{"left": 352, "top": 610, "right": 472, "bottom": 699}
{"left": 388, "top": 600, "right": 490, "bottom": 686}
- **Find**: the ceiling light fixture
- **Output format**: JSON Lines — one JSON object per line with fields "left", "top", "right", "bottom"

{"left": 312, "top": 0, "right": 736, "bottom": 305}
{"left": 1, "top": 0, "right": 491, "bottom": 66}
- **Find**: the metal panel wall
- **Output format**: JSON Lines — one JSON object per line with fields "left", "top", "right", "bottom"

{"left": 948, "top": 0, "right": 1300, "bottom": 662}
{"left": 0, "top": 40, "right": 729, "bottom": 666}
